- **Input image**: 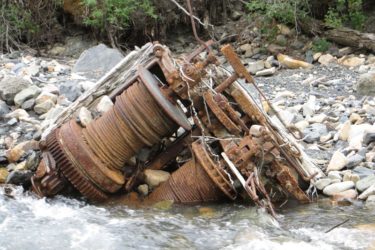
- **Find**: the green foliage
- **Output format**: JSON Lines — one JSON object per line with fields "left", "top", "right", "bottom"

{"left": 82, "top": 0, "right": 157, "bottom": 32}
{"left": 0, "top": 3, "right": 38, "bottom": 51}
{"left": 324, "top": 0, "right": 366, "bottom": 30}
{"left": 246, "top": 0, "right": 309, "bottom": 26}
{"left": 312, "top": 38, "right": 331, "bottom": 53}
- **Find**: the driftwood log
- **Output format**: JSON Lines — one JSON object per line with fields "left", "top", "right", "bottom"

{"left": 299, "top": 18, "right": 375, "bottom": 53}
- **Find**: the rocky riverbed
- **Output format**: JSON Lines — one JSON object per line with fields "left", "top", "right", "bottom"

{"left": 1, "top": 34, "right": 375, "bottom": 209}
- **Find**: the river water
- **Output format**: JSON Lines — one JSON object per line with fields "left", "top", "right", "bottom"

{"left": 0, "top": 186, "right": 374, "bottom": 250}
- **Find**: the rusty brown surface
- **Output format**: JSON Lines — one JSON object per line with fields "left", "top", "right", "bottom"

{"left": 31, "top": 41, "right": 316, "bottom": 215}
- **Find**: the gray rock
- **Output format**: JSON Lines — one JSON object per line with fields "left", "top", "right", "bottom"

{"left": 6, "top": 170, "right": 33, "bottom": 188}
{"left": 327, "top": 171, "right": 343, "bottom": 181}
{"left": 247, "top": 61, "right": 264, "bottom": 74}
{"left": 59, "top": 81, "right": 82, "bottom": 102}
{"left": 364, "top": 132, "right": 375, "bottom": 145}
{"left": 21, "top": 99, "right": 35, "bottom": 111}
{"left": 0, "top": 76, "right": 29, "bottom": 104}
{"left": 323, "top": 181, "right": 355, "bottom": 196}
{"left": 315, "top": 178, "right": 332, "bottom": 190}
{"left": 255, "top": 67, "right": 277, "bottom": 76}
{"left": 366, "top": 195, "right": 375, "bottom": 207}
{"left": 14, "top": 85, "right": 41, "bottom": 106}
{"left": 275, "top": 35, "right": 287, "bottom": 46}
{"left": 356, "top": 175, "right": 375, "bottom": 192}
{"left": 303, "top": 123, "right": 327, "bottom": 143}
{"left": 353, "top": 166, "right": 375, "bottom": 178}
{"left": 7, "top": 118, "right": 17, "bottom": 126}
{"left": 356, "top": 72, "right": 375, "bottom": 96}
{"left": 34, "top": 100, "right": 55, "bottom": 114}
{"left": 0, "top": 100, "right": 10, "bottom": 118}
{"left": 73, "top": 44, "right": 124, "bottom": 79}
{"left": 346, "top": 154, "right": 364, "bottom": 169}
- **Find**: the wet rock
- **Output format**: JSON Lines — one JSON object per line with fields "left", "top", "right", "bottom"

{"left": 277, "top": 54, "right": 313, "bottom": 69}
{"left": 355, "top": 72, "right": 375, "bottom": 96}
{"left": 359, "top": 184, "right": 375, "bottom": 200}
{"left": 137, "top": 184, "right": 149, "bottom": 196}
{"left": 327, "top": 151, "right": 347, "bottom": 172}
{"left": 0, "top": 168, "right": 9, "bottom": 183}
{"left": 34, "top": 99, "right": 55, "bottom": 114}
{"left": 332, "top": 189, "right": 358, "bottom": 201}
{"left": 78, "top": 107, "right": 93, "bottom": 127}
{"left": 96, "top": 96, "right": 114, "bottom": 114}
{"left": 356, "top": 175, "right": 375, "bottom": 192}
{"left": 5, "top": 170, "right": 33, "bottom": 187}
{"left": 247, "top": 61, "right": 264, "bottom": 74}
{"left": 346, "top": 154, "right": 364, "bottom": 169}
{"left": 303, "top": 123, "right": 327, "bottom": 143}
{"left": 0, "top": 76, "right": 29, "bottom": 104}
{"left": 144, "top": 169, "right": 170, "bottom": 189}
{"left": 255, "top": 67, "right": 276, "bottom": 76}
{"left": 0, "top": 100, "right": 10, "bottom": 118}
{"left": 59, "top": 81, "right": 82, "bottom": 102}
{"left": 366, "top": 195, "right": 375, "bottom": 206}
{"left": 73, "top": 44, "right": 124, "bottom": 79}
{"left": 315, "top": 178, "right": 332, "bottom": 190}
{"left": 323, "top": 181, "right": 355, "bottom": 196}
{"left": 7, "top": 118, "right": 17, "bottom": 126}
{"left": 338, "top": 56, "right": 365, "bottom": 68}
{"left": 14, "top": 85, "right": 41, "bottom": 107}
{"left": 318, "top": 54, "right": 336, "bottom": 65}
{"left": 5, "top": 140, "right": 39, "bottom": 163}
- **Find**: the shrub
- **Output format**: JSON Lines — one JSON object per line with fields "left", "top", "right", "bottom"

{"left": 82, "top": 0, "right": 157, "bottom": 47}
{"left": 324, "top": 0, "right": 366, "bottom": 30}
{"left": 312, "top": 38, "right": 331, "bottom": 53}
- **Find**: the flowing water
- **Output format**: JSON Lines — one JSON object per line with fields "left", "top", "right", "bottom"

{"left": 0, "top": 186, "right": 374, "bottom": 250}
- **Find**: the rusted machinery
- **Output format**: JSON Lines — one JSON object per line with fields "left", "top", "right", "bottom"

{"left": 31, "top": 42, "right": 320, "bottom": 215}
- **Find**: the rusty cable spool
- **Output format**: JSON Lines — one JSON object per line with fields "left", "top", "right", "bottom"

{"left": 147, "top": 141, "right": 236, "bottom": 204}
{"left": 32, "top": 67, "right": 191, "bottom": 201}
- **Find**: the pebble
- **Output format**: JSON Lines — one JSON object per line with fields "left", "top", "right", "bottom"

{"left": 358, "top": 184, "right": 375, "bottom": 200}
{"left": 34, "top": 100, "right": 55, "bottom": 114}
{"left": 144, "top": 169, "right": 170, "bottom": 189}
{"left": 78, "top": 107, "right": 93, "bottom": 127}
{"left": 323, "top": 181, "right": 355, "bottom": 196}
{"left": 137, "top": 184, "right": 149, "bottom": 196}
{"left": 343, "top": 172, "right": 360, "bottom": 183}
{"left": 255, "top": 67, "right": 276, "bottom": 76}
{"left": 356, "top": 175, "right": 375, "bottom": 192}
{"left": 96, "top": 96, "right": 114, "bottom": 114}
{"left": 338, "top": 120, "right": 351, "bottom": 141}
{"left": 346, "top": 154, "right": 364, "bottom": 169}
{"left": 315, "top": 178, "right": 332, "bottom": 190}
{"left": 247, "top": 61, "right": 265, "bottom": 74}
{"left": 14, "top": 85, "right": 41, "bottom": 107}
{"left": 327, "top": 151, "right": 347, "bottom": 172}
{"left": 332, "top": 189, "right": 358, "bottom": 201}
{"left": 318, "top": 54, "right": 336, "bottom": 65}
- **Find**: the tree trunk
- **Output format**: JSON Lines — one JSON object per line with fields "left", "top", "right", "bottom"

{"left": 299, "top": 17, "right": 375, "bottom": 53}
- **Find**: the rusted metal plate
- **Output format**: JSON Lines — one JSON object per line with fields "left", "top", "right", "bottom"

{"left": 139, "top": 66, "right": 191, "bottom": 131}
{"left": 272, "top": 161, "right": 311, "bottom": 203}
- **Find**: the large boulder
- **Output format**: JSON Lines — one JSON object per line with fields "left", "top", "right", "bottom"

{"left": 356, "top": 71, "right": 375, "bottom": 96}
{"left": 0, "top": 76, "right": 29, "bottom": 105}
{"left": 73, "top": 44, "right": 124, "bottom": 79}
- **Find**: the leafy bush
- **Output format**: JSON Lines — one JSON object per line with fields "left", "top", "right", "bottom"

{"left": 324, "top": 0, "right": 366, "bottom": 30}
{"left": 82, "top": 0, "right": 157, "bottom": 46}
{"left": 312, "top": 38, "right": 331, "bottom": 52}
{"left": 0, "top": 1, "right": 62, "bottom": 52}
